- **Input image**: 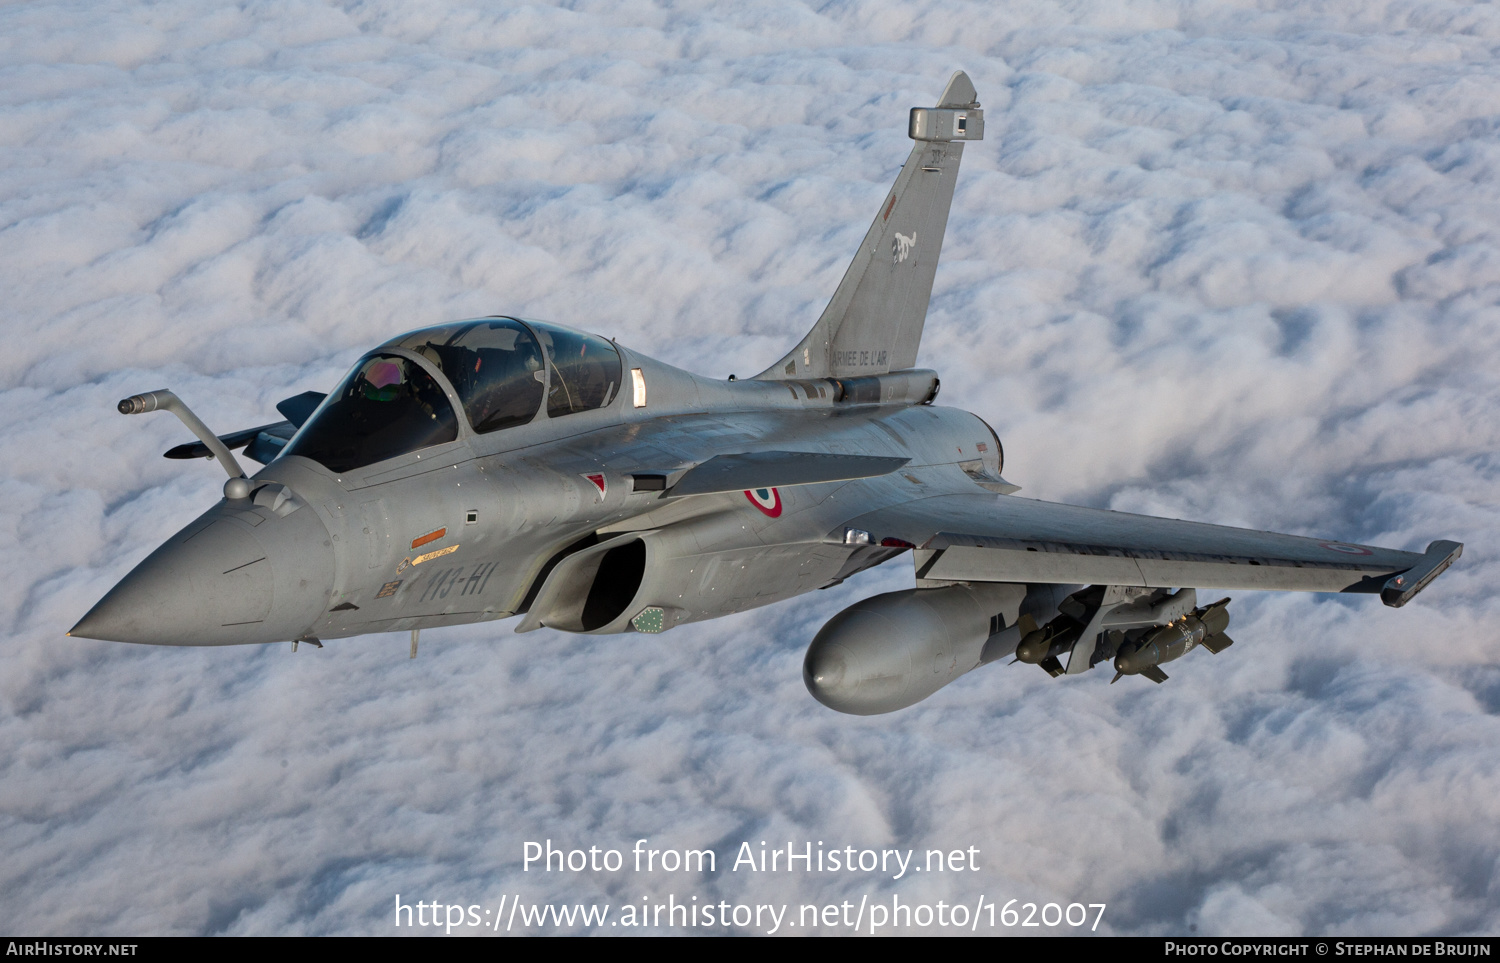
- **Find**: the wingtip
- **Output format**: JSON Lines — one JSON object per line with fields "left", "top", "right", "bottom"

{"left": 1382, "top": 539, "right": 1464, "bottom": 608}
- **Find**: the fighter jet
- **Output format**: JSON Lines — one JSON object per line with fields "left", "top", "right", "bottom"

{"left": 71, "top": 72, "right": 1462, "bottom": 714}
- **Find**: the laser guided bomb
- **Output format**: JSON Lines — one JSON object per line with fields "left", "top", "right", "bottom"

{"left": 75, "top": 71, "right": 1461, "bottom": 716}
{"left": 1111, "top": 598, "right": 1233, "bottom": 684}
{"left": 1006, "top": 586, "right": 1237, "bottom": 686}
{"left": 1014, "top": 614, "right": 1081, "bottom": 677}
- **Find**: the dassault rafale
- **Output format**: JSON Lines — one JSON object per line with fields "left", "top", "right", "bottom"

{"left": 72, "top": 73, "right": 1462, "bottom": 714}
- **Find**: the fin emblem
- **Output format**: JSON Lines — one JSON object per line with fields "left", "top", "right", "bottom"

{"left": 892, "top": 231, "right": 917, "bottom": 264}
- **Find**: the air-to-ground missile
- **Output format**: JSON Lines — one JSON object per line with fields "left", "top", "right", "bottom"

{"left": 1013, "top": 616, "right": 1083, "bottom": 677}
{"left": 1015, "top": 618, "right": 1079, "bottom": 665}
{"left": 1112, "top": 598, "right": 1233, "bottom": 684}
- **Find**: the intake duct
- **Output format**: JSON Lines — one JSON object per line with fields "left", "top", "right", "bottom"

{"left": 516, "top": 534, "right": 650, "bottom": 634}
{"left": 581, "top": 540, "right": 646, "bottom": 631}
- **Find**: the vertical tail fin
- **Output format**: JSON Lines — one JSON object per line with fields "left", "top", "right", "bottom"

{"left": 755, "top": 71, "right": 982, "bottom": 381}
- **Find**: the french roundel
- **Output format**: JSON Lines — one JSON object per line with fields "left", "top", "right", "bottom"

{"left": 1319, "top": 541, "right": 1374, "bottom": 556}
{"left": 745, "top": 488, "right": 782, "bottom": 517}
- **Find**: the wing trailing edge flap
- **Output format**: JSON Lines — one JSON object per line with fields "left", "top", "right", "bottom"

{"left": 666, "top": 451, "right": 910, "bottom": 497}
{"left": 840, "top": 493, "right": 1458, "bottom": 604}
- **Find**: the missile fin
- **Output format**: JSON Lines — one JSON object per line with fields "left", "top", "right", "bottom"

{"left": 1202, "top": 632, "right": 1234, "bottom": 655}
{"left": 1141, "top": 666, "right": 1168, "bottom": 684}
{"left": 1039, "top": 656, "right": 1065, "bottom": 678}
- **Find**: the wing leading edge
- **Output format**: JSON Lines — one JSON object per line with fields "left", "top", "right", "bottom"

{"left": 839, "top": 493, "right": 1460, "bottom": 607}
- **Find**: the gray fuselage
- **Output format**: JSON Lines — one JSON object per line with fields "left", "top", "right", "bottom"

{"left": 77, "top": 341, "right": 1002, "bottom": 647}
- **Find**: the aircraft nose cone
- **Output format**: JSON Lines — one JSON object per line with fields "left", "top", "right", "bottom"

{"left": 72, "top": 498, "right": 334, "bottom": 646}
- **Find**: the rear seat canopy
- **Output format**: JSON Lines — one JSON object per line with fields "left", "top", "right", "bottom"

{"left": 532, "top": 321, "right": 622, "bottom": 417}
{"left": 386, "top": 317, "right": 623, "bottom": 430}
{"left": 388, "top": 318, "right": 547, "bottom": 433}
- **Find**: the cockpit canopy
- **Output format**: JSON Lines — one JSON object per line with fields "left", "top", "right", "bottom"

{"left": 390, "top": 318, "right": 547, "bottom": 434}
{"left": 284, "top": 317, "right": 622, "bottom": 473}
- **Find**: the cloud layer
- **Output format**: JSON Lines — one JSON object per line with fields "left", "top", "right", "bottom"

{"left": 2, "top": 0, "right": 1499, "bottom": 936}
